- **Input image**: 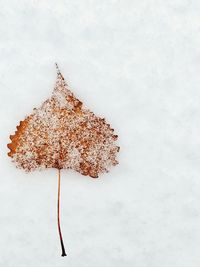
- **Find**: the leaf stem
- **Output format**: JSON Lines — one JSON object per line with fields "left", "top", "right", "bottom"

{"left": 57, "top": 168, "right": 67, "bottom": 257}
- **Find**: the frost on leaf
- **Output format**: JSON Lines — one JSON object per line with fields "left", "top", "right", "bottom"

{"left": 7, "top": 64, "right": 119, "bottom": 178}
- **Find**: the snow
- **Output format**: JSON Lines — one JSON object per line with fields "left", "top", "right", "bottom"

{"left": 1, "top": 0, "right": 200, "bottom": 266}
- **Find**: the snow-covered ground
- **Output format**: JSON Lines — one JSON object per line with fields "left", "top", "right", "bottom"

{"left": 1, "top": 0, "right": 200, "bottom": 266}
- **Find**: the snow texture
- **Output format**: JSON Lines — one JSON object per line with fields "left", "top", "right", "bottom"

{"left": 1, "top": 0, "right": 200, "bottom": 266}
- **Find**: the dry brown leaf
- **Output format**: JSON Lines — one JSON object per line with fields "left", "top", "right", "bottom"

{"left": 7, "top": 64, "right": 119, "bottom": 256}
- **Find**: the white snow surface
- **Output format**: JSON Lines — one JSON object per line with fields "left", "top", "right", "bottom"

{"left": 1, "top": 0, "right": 200, "bottom": 266}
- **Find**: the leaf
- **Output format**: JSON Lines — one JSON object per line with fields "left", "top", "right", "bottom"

{"left": 7, "top": 64, "right": 120, "bottom": 257}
